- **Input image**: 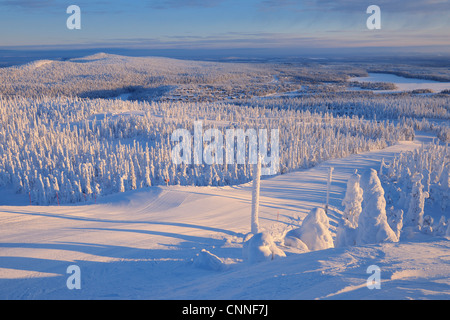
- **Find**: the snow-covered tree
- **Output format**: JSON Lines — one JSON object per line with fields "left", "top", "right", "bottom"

{"left": 356, "top": 169, "right": 398, "bottom": 245}
{"left": 94, "top": 183, "right": 101, "bottom": 200}
{"left": 335, "top": 170, "right": 363, "bottom": 247}
{"left": 52, "top": 176, "right": 60, "bottom": 205}
{"left": 439, "top": 163, "right": 449, "bottom": 212}
{"left": 421, "top": 215, "right": 434, "bottom": 235}
{"left": 435, "top": 216, "right": 448, "bottom": 236}
{"left": 387, "top": 206, "right": 403, "bottom": 239}
{"left": 144, "top": 166, "right": 152, "bottom": 187}
{"left": 251, "top": 155, "right": 261, "bottom": 234}
{"left": 341, "top": 170, "right": 363, "bottom": 227}
{"left": 118, "top": 175, "right": 126, "bottom": 193}
{"left": 37, "top": 175, "right": 47, "bottom": 205}
{"left": 446, "top": 222, "right": 450, "bottom": 239}
{"left": 325, "top": 166, "right": 334, "bottom": 214}
{"left": 129, "top": 161, "right": 137, "bottom": 190}
{"left": 405, "top": 173, "right": 429, "bottom": 228}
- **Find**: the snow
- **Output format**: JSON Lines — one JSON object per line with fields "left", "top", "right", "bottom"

{"left": 1, "top": 133, "right": 448, "bottom": 299}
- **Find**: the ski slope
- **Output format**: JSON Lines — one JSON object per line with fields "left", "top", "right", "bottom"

{"left": 0, "top": 133, "right": 449, "bottom": 300}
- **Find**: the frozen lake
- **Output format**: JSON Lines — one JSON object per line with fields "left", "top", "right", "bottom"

{"left": 349, "top": 73, "right": 450, "bottom": 93}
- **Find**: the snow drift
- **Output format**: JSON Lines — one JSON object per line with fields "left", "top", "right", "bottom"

{"left": 285, "top": 207, "right": 334, "bottom": 251}
{"left": 243, "top": 232, "right": 286, "bottom": 263}
{"left": 193, "top": 249, "right": 228, "bottom": 271}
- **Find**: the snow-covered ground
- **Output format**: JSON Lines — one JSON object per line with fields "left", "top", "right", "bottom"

{"left": 1, "top": 133, "right": 448, "bottom": 299}
{"left": 349, "top": 73, "right": 450, "bottom": 93}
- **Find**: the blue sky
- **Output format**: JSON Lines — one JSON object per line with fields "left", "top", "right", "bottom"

{"left": 0, "top": 0, "right": 449, "bottom": 53}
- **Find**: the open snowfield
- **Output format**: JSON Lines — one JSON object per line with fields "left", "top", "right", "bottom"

{"left": 1, "top": 133, "right": 448, "bottom": 300}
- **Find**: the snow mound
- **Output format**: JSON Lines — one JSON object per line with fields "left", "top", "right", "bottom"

{"left": 293, "top": 207, "right": 334, "bottom": 251}
{"left": 283, "top": 231, "right": 309, "bottom": 252}
{"left": 335, "top": 219, "right": 357, "bottom": 248}
{"left": 243, "top": 232, "right": 286, "bottom": 264}
{"left": 192, "top": 249, "right": 227, "bottom": 271}
{"left": 283, "top": 208, "right": 334, "bottom": 251}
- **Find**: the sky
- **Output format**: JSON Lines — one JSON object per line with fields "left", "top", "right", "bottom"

{"left": 0, "top": 0, "right": 449, "bottom": 56}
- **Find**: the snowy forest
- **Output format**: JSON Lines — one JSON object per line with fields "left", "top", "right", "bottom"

{"left": 0, "top": 54, "right": 448, "bottom": 207}
{"left": 0, "top": 94, "right": 414, "bottom": 205}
